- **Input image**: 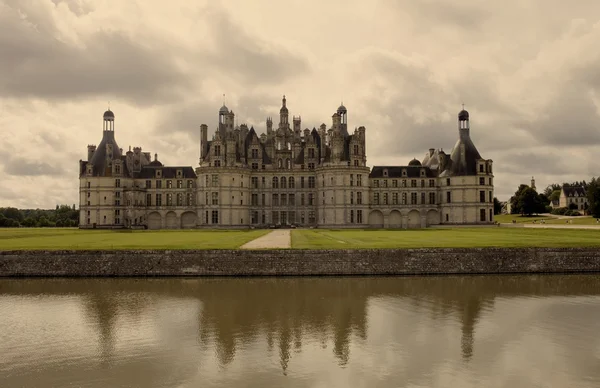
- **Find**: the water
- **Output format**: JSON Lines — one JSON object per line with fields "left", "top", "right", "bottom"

{"left": 1, "top": 275, "right": 599, "bottom": 387}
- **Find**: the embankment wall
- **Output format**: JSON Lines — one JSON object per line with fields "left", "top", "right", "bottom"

{"left": 1, "top": 248, "right": 599, "bottom": 277}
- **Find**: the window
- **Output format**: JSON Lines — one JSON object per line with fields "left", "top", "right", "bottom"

{"left": 167, "top": 193, "right": 173, "bottom": 206}
{"left": 214, "top": 160, "right": 221, "bottom": 167}
{"left": 278, "top": 159, "right": 283, "bottom": 168}
{"left": 392, "top": 192, "right": 398, "bottom": 205}
{"left": 281, "top": 194, "right": 287, "bottom": 206}
{"left": 262, "top": 193, "right": 265, "bottom": 205}
{"left": 212, "top": 192, "right": 219, "bottom": 205}
{"left": 301, "top": 193, "right": 305, "bottom": 205}
{"left": 421, "top": 180, "right": 425, "bottom": 188}
{"left": 156, "top": 194, "right": 162, "bottom": 206}
{"left": 115, "top": 165, "right": 121, "bottom": 174}
{"left": 446, "top": 178, "right": 451, "bottom": 186}
{"left": 272, "top": 177, "right": 279, "bottom": 188}
{"left": 87, "top": 182, "right": 91, "bottom": 188}
{"left": 354, "top": 160, "right": 359, "bottom": 166}
{"left": 251, "top": 177, "right": 258, "bottom": 189}
{"left": 214, "top": 145, "right": 221, "bottom": 157}
{"left": 480, "top": 190, "right": 485, "bottom": 203}
{"left": 411, "top": 192, "right": 417, "bottom": 205}
{"left": 383, "top": 180, "right": 388, "bottom": 188}
{"left": 489, "top": 209, "right": 493, "bottom": 222}
{"left": 115, "top": 179, "right": 120, "bottom": 188}
{"left": 479, "top": 164, "right": 484, "bottom": 173}
{"left": 308, "top": 193, "right": 314, "bottom": 205}
{"left": 156, "top": 180, "right": 162, "bottom": 189}
{"left": 286, "top": 159, "right": 291, "bottom": 169}
{"left": 146, "top": 180, "right": 151, "bottom": 188}
{"left": 187, "top": 180, "right": 193, "bottom": 188}
{"left": 281, "top": 177, "right": 287, "bottom": 189}
{"left": 357, "top": 175, "right": 362, "bottom": 187}
{"left": 489, "top": 191, "right": 493, "bottom": 203}
{"left": 402, "top": 192, "right": 407, "bottom": 205}
{"left": 212, "top": 210, "right": 219, "bottom": 224}
{"left": 176, "top": 193, "right": 182, "bottom": 206}
{"left": 187, "top": 193, "right": 194, "bottom": 206}
{"left": 251, "top": 148, "right": 259, "bottom": 159}
{"left": 252, "top": 163, "right": 258, "bottom": 170}
{"left": 480, "top": 177, "right": 485, "bottom": 185}
{"left": 252, "top": 211, "right": 258, "bottom": 224}
{"left": 167, "top": 180, "right": 172, "bottom": 189}
{"left": 421, "top": 192, "right": 425, "bottom": 204}
{"left": 212, "top": 175, "right": 218, "bottom": 186}
{"left": 383, "top": 193, "right": 388, "bottom": 205}
{"left": 480, "top": 209, "right": 486, "bottom": 221}
{"left": 301, "top": 177, "right": 305, "bottom": 188}
{"left": 446, "top": 191, "right": 451, "bottom": 203}
{"left": 411, "top": 180, "right": 417, "bottom": 188}
{"left": 87, "top": 192, "right": 90, "bottom": 198}
{"left": 308, "top": 163, "right": 315, "bottom": 170}
{"left": 289, "top": 194, "right": 295, "bottom": 205}
{"left": 350, "top": 210, "right": 354, "bottom": 223}
{"left": 308, "top": 177, "right": 315, "bottom": 188}
{"left": 489, "top": 177, "right": 493, "bottom": 185}
{"left": 353, "top": 144, "right": 359, "bottom": 155}
{"left": 392, "top": 180, "right": 398, "bottom": 188}
{"left": 357, "top": 210, "right": 363, "bottom": 224}
{"left": 146, "top": 193, "right": 152, "bottom": 206}
{"left": 115, "top": 191, "right": 121, "bottom": 198}
{"left": 289, "top": 177, "right": 295, "bottom": 189}
{"left": 373, "top": 193, "right": 379, "bottom": 205}
{"left": 350, "top": 192, "right": 354, "bottom": 204}
{"left": 429, "top": 193, "right": 435, "bottom": 204}
{"left": 374, "top": 180, "right": 379, "bottom": 188}
{"left": 272, "top": 194, "right": 279, "bottom": 206}
{"left": 429, "top": 179, "right": 435, "bottom": 187}
{"left": 357, "top": 192, "right": 362, "bottom": 205}
{"left": 308, "top": 148, "right": 315, "bottom": 158}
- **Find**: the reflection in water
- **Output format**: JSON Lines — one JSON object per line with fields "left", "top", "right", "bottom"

{"left": 0, "top": 275, "right": 599, "bottom": 387}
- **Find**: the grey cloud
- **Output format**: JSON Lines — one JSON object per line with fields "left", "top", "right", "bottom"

{"left": 0, "top": 3, "right": 191, "bottom": 104}
{"left": 2, "top": 157, "right": 64, "bottom": 177}
{"left": 390, "top": 0, "right": 491, "bottom": 32}
{"left": 498, "top": 151, "right": 572, "bottom": 176}
{"left": 199, "top": 6, "right": 311, "bottom": 84}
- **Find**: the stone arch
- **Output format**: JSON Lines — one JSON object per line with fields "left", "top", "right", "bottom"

{"left": 389, "top": 210, "right": 402, "bottom": 228}
{"left": 181, "top": 211, "right": 197, "bottom": 229}
{"left": 165, "top": 211, "right": 178, "bottom": 229}
{"left": 147, "top": 212, "right": 161, "bottom": 230}
{"left": 368, "top": 210, "right": 384, "bottom": 227}
{"left": 427, "top": 209, "right": 440, "bottom": 226}
{"left": 407, "top": 209, "right": 421, "bottom": 228}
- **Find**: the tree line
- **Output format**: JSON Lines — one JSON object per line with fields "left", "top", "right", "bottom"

{"left": 0, "top": 205, "right": 79, "bottom": 227}
{"left": 509, "top": 178, "right": 600, "bottom": 217}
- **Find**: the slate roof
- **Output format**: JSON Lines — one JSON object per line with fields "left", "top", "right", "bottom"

{"left": 369, "top": 166, "right": 438, "bottom": 178}
{"left": 563, "top": 185, "right": 586, "bottom": 197}
{"left": 440, "top": 135, "right": 482, "bottom": 176}
{"left": 87, "top": 130, "right": 122, "bottom": 176}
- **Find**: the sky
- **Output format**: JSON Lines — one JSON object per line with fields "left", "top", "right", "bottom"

{"left": 2, "top": 0, "right": 600, "bottom": 208}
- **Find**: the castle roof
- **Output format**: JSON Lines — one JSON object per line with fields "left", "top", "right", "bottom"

{"left": 369, "top": 166, "right": 438, "bottom": 178}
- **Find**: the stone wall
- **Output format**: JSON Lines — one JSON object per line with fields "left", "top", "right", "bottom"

{"left": 1, "top": 248, "right": 599, "bottom": 277}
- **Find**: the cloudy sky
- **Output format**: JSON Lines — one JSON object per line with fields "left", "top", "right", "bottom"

{"left": 2, "top": 0, "right": 600, "bottom": 208}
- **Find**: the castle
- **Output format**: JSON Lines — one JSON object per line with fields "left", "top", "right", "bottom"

{"left": 79, "top": 96, "right": 494, "bottom": 229}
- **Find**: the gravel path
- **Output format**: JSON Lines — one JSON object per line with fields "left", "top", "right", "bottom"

{"left": 240, "top": 230, "right": 291, "bottom": 249}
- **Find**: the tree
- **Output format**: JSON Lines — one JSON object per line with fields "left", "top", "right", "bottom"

{"left": 493, "top": 197, "right": 503, "bottom": 215}
{"left": 510, "top": 184, "right": 529, "bottom": 214}
{"left": 543, "top": 183, "right": 561, "bottom": 198}
{"left": 549, "top": 189, "right": 561, "bottom": 204}
{"left": 518, "top": 187, "right": 544, "bottom": 216}
{"left": 586, "top": 178, "right": 600, "bottom": 218}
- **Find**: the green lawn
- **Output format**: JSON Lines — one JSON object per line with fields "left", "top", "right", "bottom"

{"left": 0, "top": 228, "right": 270, "bottom": 250}
{"left": 540, "top": 216, "right": 600, "bottom": 225}
{"left": 291, "top": 228, "right": 600, "bottom": 249}
{"left": 494, "top": 214, "right": 555, "bottom": 223}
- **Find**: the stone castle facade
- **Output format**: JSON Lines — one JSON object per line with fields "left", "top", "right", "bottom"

{"left": 79, "top": 96, "right": 494, "bottom": 229}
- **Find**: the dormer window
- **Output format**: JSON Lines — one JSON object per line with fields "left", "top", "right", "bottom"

{"left": 420, "top": 169, "right": 425, "bottom": 177}
{"left": 177, "top": 170, "right": 182, "bottom": 178}
{"left": 156, "top": 169, "right": 162, "bottom": 178}
{"left": 402, "top": 169, "right": 406, "bottom": 176}
{"left": 383, "top": 169, "right": 388, "bottom": 177}
{"left": 479, "top": 164, "right": 484, "bottom": 173}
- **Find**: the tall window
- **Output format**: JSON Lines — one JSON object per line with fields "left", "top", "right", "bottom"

{"left": 212, "top": 175, "right": 219, "bottom": 186}
{"left": 289, "top": 177, "right": 295, "bottom": 189}
{"left": 167, "top": 180, "right": 172, "bottom": 189}
{"left": 281, "top": 177, "right": 287, "bottom": 189}
{"left": 480, "top": 190, "right": 485, "bottom": 203}
{"left": 214, "top": 145, "right": 221, "bottom": 157}
{"left": 156, "top": 193, "right": 162, "bottom": 206}
{"left": 212, "top": 192, "right": 219, "bottom": 205}
{"left": 308, "top": 177, "right": 315, "bottom": 188}
{"left": 146, "top": 193, "right": 152, "bottom": 206}
{"left": 251, "top": 148, "right": 259, "bottom": 158}
{"left": 446, "top": 191, "right": 451, "bottom": 203}
{"left": 212, "top": 210, "right": 219, "bottom": 224}
{"left": 353, "top": 144, "right": 359, "bottom": 155}
{"left": 480, "top": 209, "right": 486, "bottom": 221}
{"left": 373, "top": 193, "right": 379, "bottom": 205}
{"left": 357, "top": 192, "right": 362, "bottom": 205}
{"left": 115, "top": 179, "right": 120, "bottom": 188}
{"left": 429, "top": 192, "right": 436, "bottom": 204}
{"left": 187, "top": 193, "right": 194, "bottom": 206}
{"left": 357, "top": 175, "right": 362, "bottom": 187}
{"left": 411, "top": 192, "right": 417, "bottom": 205}
{"left": 273, "top": 177, "right": 279, "bottom": 188}
{"left": 177, "top": 180, "right": 183, "bottom": 189}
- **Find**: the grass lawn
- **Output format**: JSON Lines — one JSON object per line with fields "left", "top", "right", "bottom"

{"left": 539, "top": 216, "right": 600, "bottom": 225}
{"left": 291, "top": 228, "right": 600, "bottom": 249}
{"left": 494, "top": 214, "right": 555, "bottom": 223}
{"left": 0, "top": 228, "right": 270, "bottom": 250}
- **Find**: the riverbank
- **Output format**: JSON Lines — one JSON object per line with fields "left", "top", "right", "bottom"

{"left": 1, "top": 247, "right": 599, "bottom": 277}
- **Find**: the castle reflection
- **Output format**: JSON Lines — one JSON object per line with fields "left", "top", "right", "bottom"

{"left": 3, "top": 274, "right": 599, "bottom": 372}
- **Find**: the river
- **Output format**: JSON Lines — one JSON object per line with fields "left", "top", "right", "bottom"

{"left": 1, "top": 275, "right": 599, "bottom": 387}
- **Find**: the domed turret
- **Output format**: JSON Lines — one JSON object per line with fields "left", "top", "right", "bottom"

{"left": 408, "top": 158, "right": 421, "bottom": 166}
{"left": 219, "top": 105, "right": 229, "bottom": 114}
{"left": 458, "top": 109, "right": 469, "bottom": 121}
{"left": 103, "top": 109, "right": 114, "bottom": 120}
{"left": 337, "top": 104, "right": 347, "bottom": 114}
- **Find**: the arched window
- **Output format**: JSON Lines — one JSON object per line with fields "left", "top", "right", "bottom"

{"left": 286, "top": 159, "right": 291, "bottom": 169}
{"left": 278, "top": 159, "right": 283, "bottom": 168}
{"left": 272, "top": 177, "right": 279, "bottom": 189}
{"left": 289, "top": 177, "right": 295, "bottom": 189}
{"left": 281, "top": 177, "right": 287, "bottom": 189}
{"left": 287, "top": 142, "right": 291, "bottom": 150}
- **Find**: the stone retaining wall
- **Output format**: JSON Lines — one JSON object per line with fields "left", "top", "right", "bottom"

{"left": 1, "top": 248, "right": 599, "bottom": 277}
